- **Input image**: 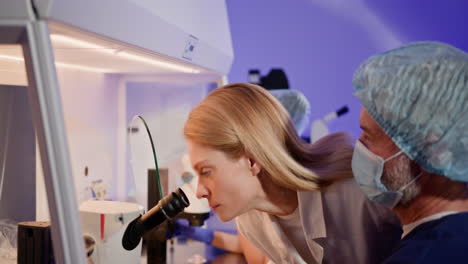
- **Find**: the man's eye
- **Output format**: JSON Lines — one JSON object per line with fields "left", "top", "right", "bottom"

{"left": 360, "top": 133, "right": 371, "bottom": 142}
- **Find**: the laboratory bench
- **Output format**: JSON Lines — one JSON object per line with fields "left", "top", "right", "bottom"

{"left": 141, "top": 238, "right": 247, "bottom": 264}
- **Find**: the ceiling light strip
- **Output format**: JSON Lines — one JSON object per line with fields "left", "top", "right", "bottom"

{"left": 50, "top": 34, "right": 199, "bottom": 73}
{"left": 0, "top": 54, "right": 112, "bottom": 73}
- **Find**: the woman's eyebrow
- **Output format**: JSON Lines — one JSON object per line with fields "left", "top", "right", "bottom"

{"left": 193, "top": 160, "right": 208, "bottom": 171}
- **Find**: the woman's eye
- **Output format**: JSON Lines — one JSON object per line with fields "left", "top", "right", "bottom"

{"left": 200, "top": 170, "right": 211, "bottom": 176}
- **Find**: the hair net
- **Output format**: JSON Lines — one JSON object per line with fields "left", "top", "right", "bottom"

{"left": 353, "top": 41, "right": 468, "bottom": 182}
{"left": 270, "top": 89, "right": 310, "bottom": 135}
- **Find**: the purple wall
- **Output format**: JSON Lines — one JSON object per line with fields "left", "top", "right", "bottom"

{"left": 226, "top": 0, "right": 468, "bottom": 140}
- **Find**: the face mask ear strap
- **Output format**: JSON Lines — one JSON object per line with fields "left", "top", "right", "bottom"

{"left": 398, "top": 172, "right": 423, "bottom": 192}
{"left": 384, "top": 150, "right": 403, "bottom": 162}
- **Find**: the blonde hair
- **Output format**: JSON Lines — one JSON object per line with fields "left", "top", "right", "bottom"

{"left": 184, "top": 83, "right": 353, "bottom": 191}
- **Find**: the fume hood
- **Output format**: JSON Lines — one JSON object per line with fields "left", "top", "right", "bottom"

{"left": 0, "top": 0, "right": 233, "bottom": 263}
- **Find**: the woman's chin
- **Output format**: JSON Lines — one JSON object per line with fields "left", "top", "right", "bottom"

{"left": 217, "top": 209, "right": 236, "bottom": 222}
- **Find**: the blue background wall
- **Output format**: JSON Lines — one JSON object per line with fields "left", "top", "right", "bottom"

{"left": 226, "top": 0, "right": 468, "bottom": 140}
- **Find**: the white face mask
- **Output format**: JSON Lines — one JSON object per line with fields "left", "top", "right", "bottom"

{"left": 352, "top": 140, "right": 421, "bottom": 209}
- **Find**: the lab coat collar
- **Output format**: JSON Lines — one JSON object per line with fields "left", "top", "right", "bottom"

{"left": 261, "top": 190, "right": 326, "bottom": 263}
{"left": 267, "top": 214, "right": 302, "bottom": 263}
{"left": 298, "top": 190, "right": 327, "bottom": 239}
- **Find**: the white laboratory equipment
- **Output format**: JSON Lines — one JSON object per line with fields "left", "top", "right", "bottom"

{"left": 80, "top": 200, "right": 144, "bottom": 264}
{"left": 0, "top": 0, "right": 233, "bottom": 263}
{"left": 310, "top": 106, "right": 349, "bottom": 143}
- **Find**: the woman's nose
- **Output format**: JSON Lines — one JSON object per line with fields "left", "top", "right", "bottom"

{"left": 196, "top": 182, "right": 209, "bottom": 199}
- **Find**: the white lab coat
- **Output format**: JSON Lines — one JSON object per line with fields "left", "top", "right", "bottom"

{"left": 236, "top": 178, "right": 401, "bottom": 264}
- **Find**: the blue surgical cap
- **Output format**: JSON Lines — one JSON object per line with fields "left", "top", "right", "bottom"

{"left": 270, "top": 89, "right": 311, "bottom": 135}
{"left": 353, "top": 41, "right": 468, "bottom": 182}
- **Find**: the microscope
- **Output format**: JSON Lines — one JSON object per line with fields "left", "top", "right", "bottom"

{"left": 122, "top": 166, "right": 210, "bottom": 264}
{"left": 121, "top": 187, "right": 190, "bottom": 252}
{"left": 123, "top": 115, "right": 211, "bottom": 263}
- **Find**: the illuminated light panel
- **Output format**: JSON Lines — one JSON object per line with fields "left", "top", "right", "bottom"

{"left": 117, "top": 51, "right": 199, "bottom": 73}
{"left": 51, "top": 34, "right": 200, "bottom": 73}
{"left": 0, "top": 54, "right": 113, "bottom": 73}
{"left": 54, "top": 62, "right": 113, "bottom": 72}
{"left": 0, "top": 54, "right": 23, "bottom": 62}
{"left": 50, "top": 34, "right": 115, "bottom": 53}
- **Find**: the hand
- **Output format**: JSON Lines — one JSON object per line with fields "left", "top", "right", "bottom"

{"left": 172, "top": 219, "right": 214, "bottom": 244}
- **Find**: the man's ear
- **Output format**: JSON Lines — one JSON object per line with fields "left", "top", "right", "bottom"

{"left": 247, "top": 157, "right": 262, "bottom": 177}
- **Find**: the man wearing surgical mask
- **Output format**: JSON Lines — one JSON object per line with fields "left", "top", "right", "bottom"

{"left": 352, "top": 41, "right": 468, "bottom": 263}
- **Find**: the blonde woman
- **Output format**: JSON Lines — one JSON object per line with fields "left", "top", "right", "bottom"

{"left": 184, "top": 83, "right": 401, "bottom": 264}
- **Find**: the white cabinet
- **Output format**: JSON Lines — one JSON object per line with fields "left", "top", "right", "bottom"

{"left": 33, "top": 0, "right": 233, "bottom": 74}
{"left": 0, "top": 1, "right": 232, "bottom": 263}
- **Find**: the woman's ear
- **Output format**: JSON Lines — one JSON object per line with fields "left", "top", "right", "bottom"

{"left": 247, "top": 157, "right": 262, "bottom": 177}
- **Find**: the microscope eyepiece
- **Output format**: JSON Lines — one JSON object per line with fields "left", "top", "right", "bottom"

{"left": 122, "top": 188, "right": 189, "bottom": 251}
